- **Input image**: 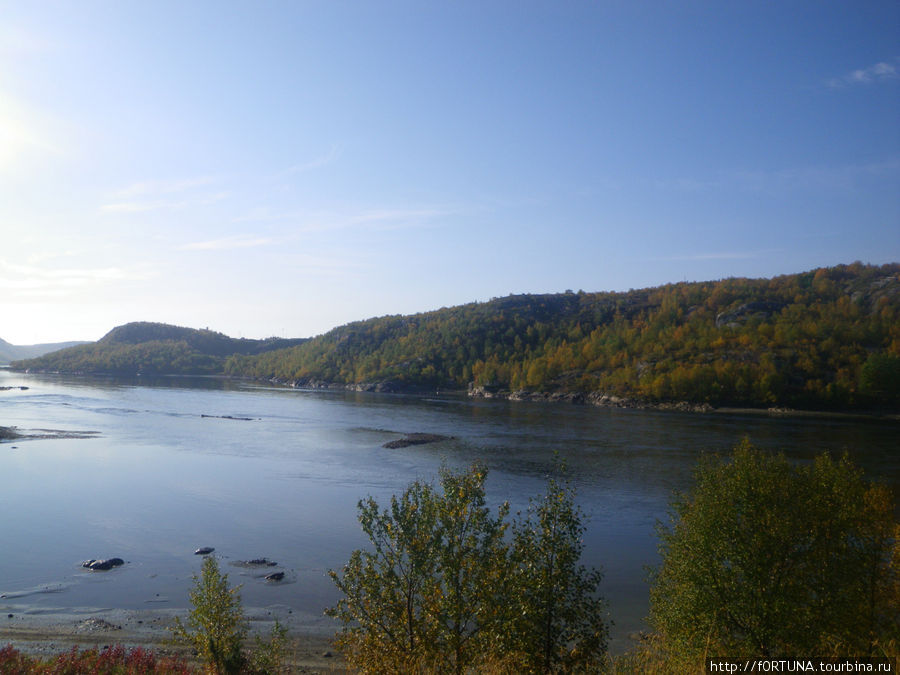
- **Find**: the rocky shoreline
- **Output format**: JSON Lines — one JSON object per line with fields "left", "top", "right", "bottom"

{"left": 468, "top": 385, "right": 715, "bottom": 412}
{"left": 466, "top": 386, "right": 900, "bottom": 420}
{"left": 261, "top": 377, "right": 900, "bottom": 420}
{"left": 0, "top": 606, "right": 344, "bottom": 673}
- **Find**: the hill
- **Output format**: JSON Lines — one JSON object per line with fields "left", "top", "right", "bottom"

{"left": 11, "top": 264, "right": 900, "bottom": 411}
{"left": 0, "top": 338, "right": 88, "bottom": 365}
{"left": 11, "top": 322, "right": 307, "bottom": 376}
{"left": 223, "top": 262, "right": 900, "bottom": 411}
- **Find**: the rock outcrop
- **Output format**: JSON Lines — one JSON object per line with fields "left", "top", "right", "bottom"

{"left": 715, "top": 301, "right": 786, "bottom": 328}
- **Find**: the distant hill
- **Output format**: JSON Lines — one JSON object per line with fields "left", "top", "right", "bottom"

{"left": 223, "top": 262, "right": 900, "bottom": 411}
{"left": 11, "top": 264, "right": 900, "bottom": 411}
{"left": 0, "top": 338, "right": 88, "bottom": 365}
{"left": 11, "top": 322, "right": 307, "bottom": 375}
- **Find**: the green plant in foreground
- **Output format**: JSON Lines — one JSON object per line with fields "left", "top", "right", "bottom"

{"left": 171, "top": 555, "right": 247, "bottom": 674}
{"left": 327, "top": 463, "right": 610, "bottom": 673}
{"left": 507, "top": 470, "right": 609, "bottom": 673}
{"left": 650, "top": 439, "right": 898, "bottom": 658}
{"left": 170, "top": 555, "right": 287, "bottom": 674}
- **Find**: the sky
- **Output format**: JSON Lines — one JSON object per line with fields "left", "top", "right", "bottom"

{"left": 1, "top": 1, "right": 898, "bottom": 345}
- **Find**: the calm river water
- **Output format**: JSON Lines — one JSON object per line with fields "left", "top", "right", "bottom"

{"left": 1, "top": 368, "right": 897, "bottom": 649}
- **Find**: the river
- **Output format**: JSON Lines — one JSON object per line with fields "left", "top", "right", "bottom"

{"left": 1, "top": 368, "right": 897, "bottom": 651}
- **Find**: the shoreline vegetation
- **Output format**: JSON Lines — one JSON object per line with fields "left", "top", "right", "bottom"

{"left": 0, "top": 608, "right": 344, "bottom": 673}
{"left": 8, "top": 263, "right": 900, "bottom": 418}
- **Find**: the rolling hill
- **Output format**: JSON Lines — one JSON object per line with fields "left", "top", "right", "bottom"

{"left": 0, "top": 338, "right": 88, "bottom": 365}
{"left": 11, "top": 322, "right": 307, "bottom": 376}
{"left": 12, "top": 263, "right": 900, "bottom": 411}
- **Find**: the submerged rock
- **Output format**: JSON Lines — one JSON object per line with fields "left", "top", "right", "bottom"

{"left": 383, "top": 433, "right": 454, "bottom": 449}
{"left": 200, "top": 414, "right": 254, "bottom": 421}
{"left": 265, "top": 571, "right": 285, "bottom": 582}
{"left": 194, "top": 547, "right": 215, "bottom": 555}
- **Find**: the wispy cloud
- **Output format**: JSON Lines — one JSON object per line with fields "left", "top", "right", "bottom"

{"left": 232, "top": 205, "right": 455, "bottom": 233}
{"left": 282, "top": 144, "right": 343, "bottom": 174}
{"left": 648, "top": 252, "right": 763, "bottom": 262}
{"left": 658, "top": 158, "right": 900, "bottom": 194}
{"left": 179, "top": 235, "right": 275, "bottom": 251}
{"left": 276, "top": 251, "right": 367, "bottom": 277}
{"left": 111, "top": 176, "right": 217, "bottom": 199}
{"left": 101, "top": 177, "right": 226, "bottom": 213}
{"left": 347, "top": 208, "right": 450, "bottom": 228}
{"left": 0, "top": 260, "right": 153, "bottom": 298}
{"left": 827, "top": 59, "right": 900, "bottom": 88}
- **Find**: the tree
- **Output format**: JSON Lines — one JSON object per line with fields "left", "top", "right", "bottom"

{"left": 428, "top": 466, "right": 511, "bottom": 673}
{"left": 327, "top": 464, "right": 511, "bottom": 673}
{"left": 327, "top": 464, "right": 611, "bottom": 672}
{"left": 170, "top": 555, "right": 287, "bottom": 674}
{"left": 649, "top": 440, "right": 898, "bottom": 658}
{"left": 507, "top": 470, "right": 609, "bottom": 673}
{"left": 860, "top": 353, "right": 900, "bottom": 404}
{"left": 171, "top": 555, "right": 247, "bottom": 674}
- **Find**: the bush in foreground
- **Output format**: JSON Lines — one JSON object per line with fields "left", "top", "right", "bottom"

{"left": 327, "top": 463, "right": 608, "bottom": 673}
{"left": 649, "top": 439, "right": 899, "bottom": 659}
{"left": 169, "top": 555, "right": 287, "bottom": 674}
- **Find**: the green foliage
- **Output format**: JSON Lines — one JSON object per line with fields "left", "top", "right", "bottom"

{"left": 14, "top": 264, "right": 900, "bottom": 410}
{"left": 327, "top": 464, "right": 609, "bottom": 673}
{"left": 171, "top": 555, "right": 247, "bottom": 674}
{"left": 507, "top": 469, "right": 609, "bottom": 673}
{"left": 170, "top": 555, "right": 289, "bottom": 674}
{"left": 225, "top": 262, "right": 900, "bottom": 411}
{"left": 326, "top": 465, "right": 510, "bottom": 673}
{"left": 649, "top": 439, "right": 899, "bottom": 658}
{"left": 11, "top": 322, "right": 306, "bottom": 376}
{"left": 860, "top": 352, "right": 900, "bottom": 404}
{"left": 248, "top": 621, "right": 289, "bottom": 675}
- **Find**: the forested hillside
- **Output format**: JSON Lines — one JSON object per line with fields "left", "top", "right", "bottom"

{"left": 12, "top": 265, "right": 900, "bottom": 411}
{"left": 12, "top": 322, "right": 307, "bottom": 376}
{"left": 224, "top": 263, "right": 900, "bottom": 410}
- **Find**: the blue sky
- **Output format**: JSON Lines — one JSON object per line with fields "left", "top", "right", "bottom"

{"left": 1, "top": 1, "right": 898, "bottom": 344}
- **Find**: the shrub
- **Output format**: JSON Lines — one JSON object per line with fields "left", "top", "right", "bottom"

{"left": 506, "top": 471, "right": 609, "bottom": 673}
{"left": 649, "top": 439, "right": 898, "bottom": 658}
{"left": 170, "top": 555, "right": 288, "bottom": 674}
{"left": 327, "top": 463, "right": 609, "bottom": 673}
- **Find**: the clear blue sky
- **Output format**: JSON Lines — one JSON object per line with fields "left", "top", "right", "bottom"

{"left": 2, "top": 1, "right": 898, "bottom": 344}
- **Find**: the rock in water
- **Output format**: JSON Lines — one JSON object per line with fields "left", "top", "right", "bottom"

{"left": 194, "top": 547, "right": 215, "bottom": 555}
{"left": 265, "top": 571, "right": 285, "bottom": 582}
{"left": 382, "top": 433, "right": 454, "bottom": 449}
{"left": 82, "top": 558, "right": 125, "bottom": 571}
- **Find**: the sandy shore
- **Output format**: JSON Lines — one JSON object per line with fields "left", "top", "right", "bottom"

{"left": 0, "top": 604, "right": 348, "bottom": 673}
